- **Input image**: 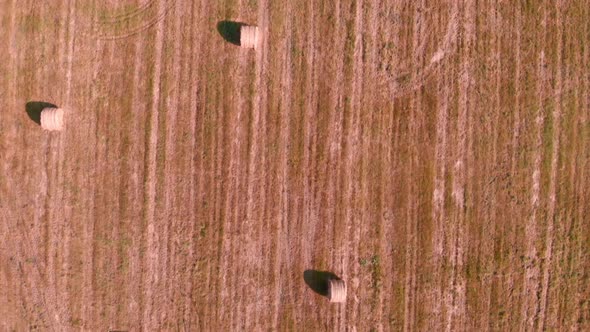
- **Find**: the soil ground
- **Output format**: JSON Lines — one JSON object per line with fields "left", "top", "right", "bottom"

{"left": 1, "top": 0, "right": 589, "bottom": 330}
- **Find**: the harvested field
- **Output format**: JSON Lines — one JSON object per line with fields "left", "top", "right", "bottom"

{"left": 1, "top": 0, "right": 589, "bottom": 330}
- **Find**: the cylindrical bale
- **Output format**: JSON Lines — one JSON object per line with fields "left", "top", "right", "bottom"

{"left": 240, "top": 25, "right": 259, "bottom": 49}
{"left": 328, "top": 279, "right": 347, "bottom": 303}
{"left": 40, "top": 107, "right": 65, "bottom": 131}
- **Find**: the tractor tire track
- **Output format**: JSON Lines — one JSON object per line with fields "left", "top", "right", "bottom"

{"left": 140, "top": 0, "right": 166, "bottom": 328}
{"left": 404, "top": 2, "right": 427, "bottom": 331}
{"left": 538, "top": 2, "right": 564, "bottom": 330}
{"left": 521, "top": 6, "right": 548, "bottom": 330}
{"left": 446, "top": 2, "right": 474, "bottom": 330}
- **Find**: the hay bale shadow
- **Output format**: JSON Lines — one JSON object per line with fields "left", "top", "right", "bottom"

{"left": 26, "top": 101, "right": 57, "bottom": 125}
{"left": 217, "top": 20, "right": 246, "bottom": 46}
{"left": 303, "top": 270, "right": 340, "bottom": 297}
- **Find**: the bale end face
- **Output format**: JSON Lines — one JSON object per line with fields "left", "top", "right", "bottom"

{"left": 240, "top": 25, "right": 259, "bottom": 49}
{"left": 40, "top": 107, "right": 65, "bottom": 131}
{"left": 328, "top": 279, "right": 347, "bottom": 303}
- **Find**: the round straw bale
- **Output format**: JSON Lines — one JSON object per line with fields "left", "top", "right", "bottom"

{"left": 40, "top": 107, "right": 65, "bottom": 131}
{"left": 328, "top": 279, "right": 347, "bottom": 303}
{"left": 240, "top": 25, "right": 259, "bottom": 49}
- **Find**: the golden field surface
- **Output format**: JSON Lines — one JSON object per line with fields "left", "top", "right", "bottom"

{"left": 0, "top": 0, "right": 589, "bottom": 330}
